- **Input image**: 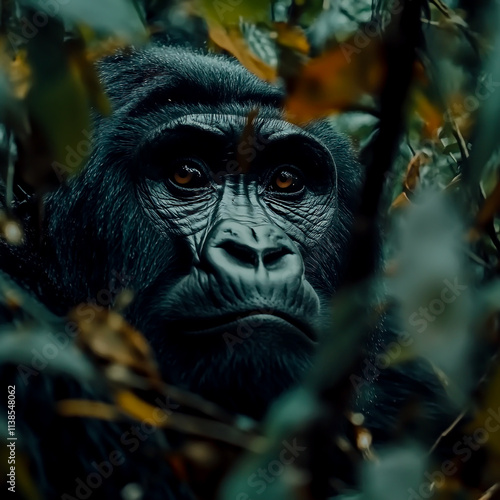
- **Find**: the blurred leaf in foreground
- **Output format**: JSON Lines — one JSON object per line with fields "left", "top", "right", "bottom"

{"left": 19, "top": 0, "right": 146, "bottom": 41}
{"left": 285, "top": 35, "right": 386, "bottom": 123}
{"left": 208, "top": 21, "right": 277, "bottom": 82}
{"left": 200, "top": 0, "right": 270, "bottom": 26}
{"left": 388, "top": 193, "right": 474, "bottom": 407}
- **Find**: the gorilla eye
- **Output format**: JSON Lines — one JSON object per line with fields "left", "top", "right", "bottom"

{"left": 269, "top": 167, "right": 304, "bottom": 194}
{"left": 169, "top": 159, "right": 207, "bottom": 189}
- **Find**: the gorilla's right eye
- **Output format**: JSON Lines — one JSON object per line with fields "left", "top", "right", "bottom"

{"left": 268, "top": 166, "right": 305, "bottom": 194}
{"left": 169, "top": 159, "right": 208, "bottom": 189}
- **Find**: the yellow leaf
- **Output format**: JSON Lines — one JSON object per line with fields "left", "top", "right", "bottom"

{"left": 200, "top": 0, "right": 270, "bottom": 26}
{"left": 115, "top": 389, "right": 167, "bottom": 424}
{"left": 67, "top": 39, "right": 111, "bottom": 116}
{"left": 73, "top": 308, "right": 162, "bottom": 384}
{"left": 58, "top": 399, "right": 119, "bottom": 420}
{"left": 274, "top": 22, "right": 310, "bottom": 54}
{"left": 464, "top": 363, "right": 500, "bottom": 456}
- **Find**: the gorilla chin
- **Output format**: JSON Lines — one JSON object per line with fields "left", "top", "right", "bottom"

{"left": 154, "top": 324, "right": 316, "bottom": 419}
{"left": 137, "top": 287, "right": 319, "bottom": 419}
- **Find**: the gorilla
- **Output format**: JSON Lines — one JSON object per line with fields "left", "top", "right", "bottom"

{"left": 0, "top": 45, "right": 452, "bottom": 499}
{"left": 11, "top": 46, "right": 359, "bottom": 418}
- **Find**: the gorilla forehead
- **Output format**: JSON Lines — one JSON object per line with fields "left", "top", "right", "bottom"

{"left": 99, "top": 46, "right": 284, "bottom": 114}
{"left": 143, "top": 112, "right": 303, "bottom": 142}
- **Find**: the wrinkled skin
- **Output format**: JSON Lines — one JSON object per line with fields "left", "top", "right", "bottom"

{"left": 41, "top": 47, "right": 360, "bottom": 419}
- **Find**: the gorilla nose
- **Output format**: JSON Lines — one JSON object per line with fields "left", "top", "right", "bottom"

{"left": 217, "top": 239, "right": 293, "bottom": 269}
{"left": 201, "top": 220, "right": 303, "bottom": 281}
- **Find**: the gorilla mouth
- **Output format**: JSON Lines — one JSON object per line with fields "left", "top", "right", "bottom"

{"left": 170, "top": 311, "right": 318, "bottom": 342}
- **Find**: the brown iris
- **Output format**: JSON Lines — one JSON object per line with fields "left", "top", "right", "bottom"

{"left": 173, "top": 166, "right": 194, "bottom": 185}
{"left": 271, "top": 168, "right": 303, "bottom": 193}
{"left": 170, "top": 160, "right": 205, "bottom": 188}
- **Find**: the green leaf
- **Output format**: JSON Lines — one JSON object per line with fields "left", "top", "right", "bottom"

{"left": 200, "top": 0, "right": 271, "bottom": 26}
{"left": 20, "top": 0, "right": 146, "bottom": 40}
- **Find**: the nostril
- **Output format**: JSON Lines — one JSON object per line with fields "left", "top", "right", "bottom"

{"left": 262, "top": 246, "right": 293, "bottom": 268}
{"left": 217, "top": 240, "right": 258, "bottom": 267}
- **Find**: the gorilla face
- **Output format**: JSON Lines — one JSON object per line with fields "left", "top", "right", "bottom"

{"left": 136, "top": 112, "right": 333, "bottom": 336}
{"left": 42, "top": 47, "right": 360, "bottom": 418}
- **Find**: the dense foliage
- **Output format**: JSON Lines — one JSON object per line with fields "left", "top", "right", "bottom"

{"left": 2, "top": 1, "right": 500, "bottom": 499}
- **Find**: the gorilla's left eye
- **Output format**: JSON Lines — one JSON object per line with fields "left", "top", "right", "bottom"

{"left": 269, "top": 167, "right": 304, "bottom": 194}
{"left": 169, "top": 159, "right": 207, "bottom": 189}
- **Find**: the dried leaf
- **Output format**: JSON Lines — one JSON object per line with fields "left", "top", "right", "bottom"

{"left": 413, "top": 90, "right": 444, "bottom": 137}
{"left": 73, "top": 308, "right": 162, "bottom": 385}
{"left": 57, "top": 399, "right": 119, "bottom": 420}
{"left": 114, "top": 389, "right": 165, "bottom": 423}
{"left": 237, "top": 109, "right": 258, "bottom": 173}
{"left": 207, "top": 21, "right": 277, "bottom": 81}
{"left": 390, "top": 191, "right": 411, "bottom": 211}
{"left": 390, "top": 152, "right": 430, "bottom": 211}
{"left": 274, "top": 22, "right": 310, "bottom": 54}
{"left": 285, "top": 37, "right": 386, "bottom": 123}
{"left": 405, "top": 152, "right": 429, "bottom": 192}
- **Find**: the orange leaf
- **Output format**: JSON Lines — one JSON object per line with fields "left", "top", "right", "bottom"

{"left": 237, "top": 109, "right": 258, "bottom": 173}
{"left": 390, "top": 192, "right": 411, "bottom": 212}
{"left": 285, "top": 37, "right": 386, "bottom": 123}
{"left": 207, "top": 21, "right": 277, "bottom": 82}
{"left": 413, "top": 90, "right": 444, "bottom": 137}
{"left": 404, "top": 151, "right": 429, "bottom": 192}
{"left": 273, "top": 22, "right": 310, "bottom": 54}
